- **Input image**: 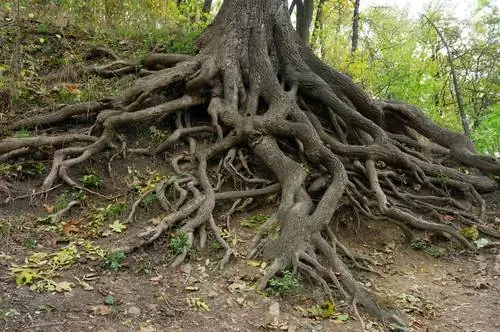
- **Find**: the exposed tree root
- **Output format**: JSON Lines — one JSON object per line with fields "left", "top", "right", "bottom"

{"left": 2, "top": 0, "right": 499, "bottom": 328}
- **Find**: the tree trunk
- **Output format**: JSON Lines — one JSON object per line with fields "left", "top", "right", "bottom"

{"left": 3, "top": 0, "right": 499, "bottom": 329}
{"left": 351, "top": 0, "right": 361, "bottom": 54}
{"left": 202, "top": 0, "right": 212, "bottom": 13}
{"left": 311, "top": 0, "right": 327, "bottom": 58}
{"left": 424, "top": 15, "right": 471, "bottom": 137}
{"left": 295, "top": 0, "right": 314, "bottom": 42}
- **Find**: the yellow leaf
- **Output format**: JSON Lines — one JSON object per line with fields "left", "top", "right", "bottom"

{"left": 109, "top": 220, "right": 127, "bottom": 233}
{"left": 246, "top": 260, "right": 262, "bottom": 267}
{"left": 54, "top": 281, "right": 73, "bottom": 292}
{"left": 91, "top": 305, "right": 111, "bottom": 315}
{"left": 15, "top": 269, "right": 36, "bottom": 285}
{"left": 43, "top": 204, "right": 55, "bottom": 213}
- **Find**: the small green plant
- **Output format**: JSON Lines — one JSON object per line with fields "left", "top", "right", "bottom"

{"left": 149, "top": 125, "right": 169, "bottom": 140}
{"left": 410, "top": 239, "right": 444, "bottom": 258}
{"left": 103, "top": 251, "right": 126, "bottom": 271}
{"left": 33, "top": 162, "right": 46, "bottom": 175}
{"left": 211, "top": 241, "right": 223, "bottom": 250}
{"left": 241, "top": 214, "right": 269, "bottom": 228}
{"left": 80, "top": 173, "right": 102, "bottom": 189}
{"left": 89, "top": 204, "right": 123, "bottom": 228}
{"left": 169, "top": 231, "right": 188, "bottom": 255}
{"left": 0, "top": 163, "right": 15, "bottom": 177}
{"left": 0, "top": 220, "right": 12, "bottom": 238}
{"left": 13, "top": 129, "right": 31, "bottom": 138}
{"left": 104, "top": 295, "right": 116, "bottom": 305}
{"left": 24, "top": 238, "right": 37, "bottom": 249}
{"left": 72, "top": 189, "right": 85, "bottom": 201}
{"left": 142, "top": 192, "right": 157, "bottom": 207}
{"left": 37, "top": 23, "right": 47, "bottom": 34}
{"left": 134, "top": 260, "right": 155, "bottom": 276}
{"left": 268, "top": 270, "right": 301, "bottom": 296}
{"left": 437, "top": 171, "right": 450, "bottom": 190}
{"left": 54, "top": 192, "right": 70, "bottom": 212}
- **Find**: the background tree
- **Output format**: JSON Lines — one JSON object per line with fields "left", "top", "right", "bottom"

{"left": 351, "top": 0, "right": 360, "bottom": 54}
{"left": 290, "top": 0, "right": 314, "bottom": 42}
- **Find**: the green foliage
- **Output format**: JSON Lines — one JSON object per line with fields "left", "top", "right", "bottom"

{"left": 80, "top": 173, "right": 102, "bottom": 189}
{"left": 13, "top": 129, "right": 31, "bottom": 138}
{"left": 104, "top": 295, "right": 116, "bottom": 305}
{"left": 169, "top": 231, "right": 188, "bottom": 255}
{"left": 472, "top": 107, "right": 500, "bottom": 154}
{"left": 103, "top": 251, "right": 126, "bottom": 271}
{"left": 0, "top": 162, "right": 45, "bottom": 179}
{"left": 149, "top": 125, "right": 169, "bottom": 141}
{"left": 211, "top": 241, "right": 223, "bottom": 250}
{"left": 141, "top": 192, "right": 157, "bottom": 207}
{"left": 240, "top": 214, "right": 270, "bottom": 228}
{"left": 460, "top": 225, "right": 479, "bottom": 240}
{"left": 89, "top": 204, "right": 124, "bottom": 229}
{"left": 24, "top": 238, "right": 37, "bottom": 249}
{"left": 268, "top": 270, "right": 301, "bottom": 296}
{"left": 316, "top": 1, "right": 498, "bottom": 153}
{"left": 54, "top": 192, "right": 70, "bottom": 212}
{"left": 37, "top": 23, "right": 48, "bottom": 34}
{"left": 410, "top": 239, "right": 444, "bottom": 258}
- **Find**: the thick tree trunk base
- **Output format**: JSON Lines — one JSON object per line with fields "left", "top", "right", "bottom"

{"left": 1, "top": 0, "right": 499, "bottom": 328}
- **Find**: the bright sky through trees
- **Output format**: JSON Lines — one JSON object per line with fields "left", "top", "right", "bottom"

{"left": 360, "top": 0, "right": 479, "bottom": 18}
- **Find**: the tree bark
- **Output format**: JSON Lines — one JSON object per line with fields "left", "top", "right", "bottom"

{"left": 295, "top": 0, "right": 314, "bottom": 42}
{"left": 351, "top": 0, "right": 361, "bottom": 54}
{"left": 311, "top": 0, "right": 327, "bottom": 58}
{"left": 202, "top": 0, "right": 212, "bottom": 13}
{"left": 424, "top": 15, "right": 471, "bottom": 137}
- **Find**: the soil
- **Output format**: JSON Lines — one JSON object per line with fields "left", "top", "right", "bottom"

{"left": 1, "top": 169, "right": 499, "bottom": 332}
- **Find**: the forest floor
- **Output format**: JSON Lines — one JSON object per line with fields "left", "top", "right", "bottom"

{"left": 1, "top": 16, "right": 499, "bottom": 332}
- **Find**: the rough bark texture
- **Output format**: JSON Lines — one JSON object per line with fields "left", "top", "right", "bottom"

{"left": 1, "top": 0, "right": 499, "bottom": 329}
{"left": 351, "top": 0, "right": 360, "bottom": 54}
{"left": 294, "top": 0, "right": 314, "bottom": 43}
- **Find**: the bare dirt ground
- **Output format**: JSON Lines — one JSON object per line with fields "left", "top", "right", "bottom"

{"left": 1, "top": 165, "right": 499, "bottom": 332}
{"left": 1, "top": 17, "right": 499, "bottom": 332}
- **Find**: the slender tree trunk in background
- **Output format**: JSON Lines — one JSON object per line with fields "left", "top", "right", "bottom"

{"left": 424, "top": 15, "right": 471, "bottom": 137}
{"left": 13, "top": 0, "right": 21, "bottom": 79}
{"left": 202, "top": 0, "right": 213, "bottom": 13}
{"left": 351, "top": 0, "right": 360, "bottom": 54}
{"left": 312, "top": 0, "right": 326, "bottom": 58}
{"left": 296, "top": 0, "right": 314, "bottom": 43}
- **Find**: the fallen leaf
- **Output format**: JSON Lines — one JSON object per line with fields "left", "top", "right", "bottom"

{"left": 43, "top": 204, "right": 55, "bottom": 213}
{"left": 15, "top": 269, "right": 36, "bottom": 285}
{"left": 62, "top": 220, "right": 80, "bottom": 235}
{"left": 75, "top": 278, "right": 94, "bottom": 291}
{"left": 54, "top": 281, "right": 73, "bottom": 292}
{"left": 246, "top": 260, "right": 262, "bottom": 267}
{"left": 333, "top": 313, "right": 350, "bottom": 323}
{"left": 443, "top": 215, "right": 455, "bottom": 222}
{"left": 91, "top": 305, "right": 111, "bottom": 315}
{"left": 109, "top": 220, "right": 127, "bottom": 233}
{"left": 187, "top": 297, "right": 210, "bottom": 311}
{"left": 297, "top": 300, "right": 336, "bottom": 319}
{"left": 149, "top": 275, "right": 163, "bottom": 284}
